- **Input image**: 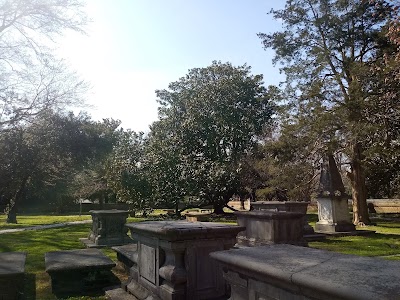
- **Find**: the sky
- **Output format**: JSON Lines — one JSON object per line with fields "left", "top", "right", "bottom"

{"left": 58, "top": 0, "right": 286, "bottom": 132}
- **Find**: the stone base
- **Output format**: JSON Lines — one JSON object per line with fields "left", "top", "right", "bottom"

{"left": 315, "top": 222, "right": 356, "bottom": 233}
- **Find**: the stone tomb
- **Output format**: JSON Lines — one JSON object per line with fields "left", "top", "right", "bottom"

{"left": 0, "top": 252, "right": 26, "bottom": 300}
{"left": 123, "top": 221, "right": 245, "bottom": 300}
{"left": 211, "top": 244, "right": 400, "bottom": 300}
{"left": 235, "top": 210, "right": 307, "bottom": 246}
{"left": 80, "top": 209, "right": 132, "bottom": 247}
{"left": 250, "top": 201, "right": 314, "bottom": 235}
{"left": 45, "top": 248, "right": 118, "bottom": 297}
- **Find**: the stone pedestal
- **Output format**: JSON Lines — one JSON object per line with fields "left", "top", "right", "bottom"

{"left": 235, "top": 211, "right": 307, "bottom": 247}
{"left": 0, "top": 252, "right": 26, "bottom": 300}
{"left": 250, "top": 201, "right": 314, "bottom": 234}
{"left": 80, "top": 209, "right": 132, "bottom": 247}
{"left": 125, "top": 221, "right": 244, "bottom": 300}
{"left": 315, "top": 197, "right": 355, "bottom": 233}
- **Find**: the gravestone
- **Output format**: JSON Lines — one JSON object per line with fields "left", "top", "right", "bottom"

{"left": 315, "top": 155, "right": 355, "bottom": 233}
{"left": 80, "top": 209, "right": 132, "bottom": 247}
{"left": 45, "top": 248, "right": 117, "bottom": 297}
{"left": 235, "top": 210, "right": 307, "bottom": 246}
{"left": 119, "top": 221, "right": 245, "bottom": 300}
{"left": 0, "top": 252, "right": 26, "bottom": 300}
{"left": 250, "top": 201, "right": 314, "bottom": 235}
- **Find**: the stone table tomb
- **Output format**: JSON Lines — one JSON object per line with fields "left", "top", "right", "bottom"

{"left": 80, "top": 209, "right": 132, "bottom": 247}
{"left": 45, "top": 248, "right": 118, "bottom": 297}
{"left": 235, "top": 210, "right": 307, "bottom": 246}
{"left": 124, "top": 221, "right": 245, "bottom": 300}
{"left": 0, "top": 252, "right": 26, "bottom": 300}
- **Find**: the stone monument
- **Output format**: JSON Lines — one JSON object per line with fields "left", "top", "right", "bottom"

{"left": 315, "top": 155, "right": 355, "bottom": 233}
{"left": 108, "top": 221, "right": 244, "bottom": 300}
{"left": 80, "top": 209, "right": 132, "bottom": 247}
{"left": 235, "top": 210, "right": 307, "bottom": 246}
{"left": 250, "top": 201, "right": 314, "bottom": 235}
{"left": 0, "top": 252, "right": 26, "bottom": 300}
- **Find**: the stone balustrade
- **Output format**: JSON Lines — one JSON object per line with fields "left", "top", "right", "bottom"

{"left": 211, "top": 244, "right": 400, "bottom": 300}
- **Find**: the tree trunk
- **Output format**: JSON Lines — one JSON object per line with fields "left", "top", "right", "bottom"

{"left": 347, "top": 142, "right": 371, "bottom": 225}
{"left": 6, "top": 177, "right": 29, "bottom": 224}
{"left": 213, "top": 199, "right": 225, "bottom": 215}
{"left": 6, "top": 202, "right": 17, "bottom": 224}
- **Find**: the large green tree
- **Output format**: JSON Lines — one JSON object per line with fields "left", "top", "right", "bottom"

{"left": 150, "top": 61, "right": 274, "bottom": 213}
{"left": 0, "top": 112, "right": 119, "bottom": 222}
{"left": 259, "top": 0, "right": 397, "bottom": 225}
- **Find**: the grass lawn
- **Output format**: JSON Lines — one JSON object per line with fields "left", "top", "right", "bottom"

{"left": 0, "top": 213, "right": 399, "bottom": 299}
{"left": 0, "top": 214, "right": 92, "bottom": 230}
{"left": 308, "top": 213, "right": 400, "bottom": 259}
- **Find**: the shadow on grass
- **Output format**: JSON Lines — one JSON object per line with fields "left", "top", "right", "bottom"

{"left": 24, "top": 273, "right": 36, "bottom": 300}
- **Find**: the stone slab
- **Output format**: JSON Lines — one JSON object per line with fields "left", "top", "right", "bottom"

{"left": 211, "top": 244, "right": 400, "bottom": 300}
{"left": 126, "top": 221, "right": 245, "bottom": 242}
{"left": 0, "top": 252, "right": 26, "bottom": 276}
{"left": 45, "top": 248, "right": 115, "bottom": 272}
{"left": 0, "top": 252, "right": 27, "bottom": 300}
{"left": 45, "top": 248, "right": 117, "bottom": 297}
{"left": 105, "top": 287, "right": 139, "bottom": 300}
{"left": 89, "top": 209, "right": 129, "bottom": 215}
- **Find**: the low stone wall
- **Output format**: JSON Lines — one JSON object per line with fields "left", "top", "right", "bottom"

{"left": 367, "top": 199, "right": 400, "bottom": 213}
{"left": 211, "top": 244, "right": 400, "bottom": 300}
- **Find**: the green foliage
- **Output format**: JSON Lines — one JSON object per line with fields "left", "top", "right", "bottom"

{"left": 0, "top": 112, "right": 121, "bottom": 221}
{"left": 106, "top": 130, "right": 153, "bottom": 212}
{"left": 258, "top": 0, "right": 399, "bottom": 224}
{"left": 148, "top": 61, "right": 274, "bottom": 212}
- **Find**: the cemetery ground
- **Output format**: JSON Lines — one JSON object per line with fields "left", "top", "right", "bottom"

{"left": 0, "top": 212, "right": 399, "bottom": 299}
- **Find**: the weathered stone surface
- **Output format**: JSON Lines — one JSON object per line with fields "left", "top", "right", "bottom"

{"left": 235, "top": 210, "right": 307, "bottom": 246}
{"left": 112, "top": 244, "right": 138, "bottom": 271}
{"left": 125, "top": 221, "right": 244, "bottom": 300}
{"left": 211, "top": 244, "right": 400, "bottom": 300}
{"left": 251, "top": 201, "right": 314, "bottom": 235}
{"left": 81, "top": 209, "right": 132, "bottom": 247}
{"left": 316, "top": 156, "right": 355, "bottom": 233}
{"left": 0, "top": 252, "right": 26, "bottom": 300}
{"left": 105, "top": 287, "right": 139, "bottom": 300}
{"left": 45, "top": 248, "right": 117, "bottom": 297}
{"left": 127, "top": 221, "right": 244, "bottom": 242}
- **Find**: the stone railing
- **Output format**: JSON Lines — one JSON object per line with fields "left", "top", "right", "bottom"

{"left": 211, "top": 244, "right": 400, "bottom": 300}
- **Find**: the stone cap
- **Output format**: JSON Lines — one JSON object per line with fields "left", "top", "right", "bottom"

{"left": 89, "top": 209, "right": 129, "bottom": 215}
{"left": 126, "top": 221, "right": 245, "bottom": 241}
{"left": 210, "top": 244, "right": 400, "bottom": 300}
{"left": 45, "top": 249, "right": 115, "bottom": 272}
{"left": 234, "top": 210, "right": 303, "bottom": 219}
{"left": 251, "top": 201, "right": 310, "bottom": 206}
{"left": 0, "top": 252, "right": 26, "bottom": 276}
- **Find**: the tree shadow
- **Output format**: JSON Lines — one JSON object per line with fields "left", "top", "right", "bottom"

{"left": 24, "top": 273, "right": 36, "bottom": 300}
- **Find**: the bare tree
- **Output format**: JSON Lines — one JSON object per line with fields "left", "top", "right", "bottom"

{"left": 0, "top": 0, "right": 89, "bottom": 129}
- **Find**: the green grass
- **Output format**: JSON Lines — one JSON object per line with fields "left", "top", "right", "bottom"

{"left": 308, "top": 213, "right": 400, "bottom": 260}
{"left": 0, "top": 216, "right": 143, "bottom": 300}
{"left": 1, "top": 213, "right": 400, "bottom": 299}
{"left": 0, "top": 214, "right": 92, "bottom": 230}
